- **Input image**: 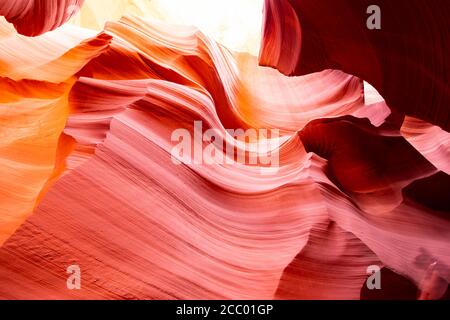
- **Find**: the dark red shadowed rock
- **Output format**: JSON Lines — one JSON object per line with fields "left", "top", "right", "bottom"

{"left": 403, "top": 171, "right": 450, "bottom": 213}
{"left": 360, "top": 267, "right": 418, "bottom": 300}
{"left": 259, "top": 0, "right": 450, "bottom": 131}
{"left": 298, "top": 116, "right": 436, "bottom": 194}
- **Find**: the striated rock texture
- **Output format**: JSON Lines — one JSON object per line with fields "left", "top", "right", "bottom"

{"left": 0, "top": 0, "right": 449, "bottom": 300}
{"left": 0, "top": 0, "right": 84, "bottom": 36}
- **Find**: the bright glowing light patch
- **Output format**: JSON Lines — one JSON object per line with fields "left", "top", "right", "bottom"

{"left": 71, "top": 0, "right": 264, "bottom": 56}
{"left": 149, "top": 0, "right": 264, "bottom": 56}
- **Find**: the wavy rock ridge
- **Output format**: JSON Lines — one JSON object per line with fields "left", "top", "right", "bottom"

{"left": 0, "top": 0, "right": 449, "bottom": 300}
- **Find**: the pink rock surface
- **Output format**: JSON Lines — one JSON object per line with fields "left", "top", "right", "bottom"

{"left": 0, "top": 0, "right": 84, "bottom": 36}
{"left": 0, "top": 3, "right": 449, "bottom": 300}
